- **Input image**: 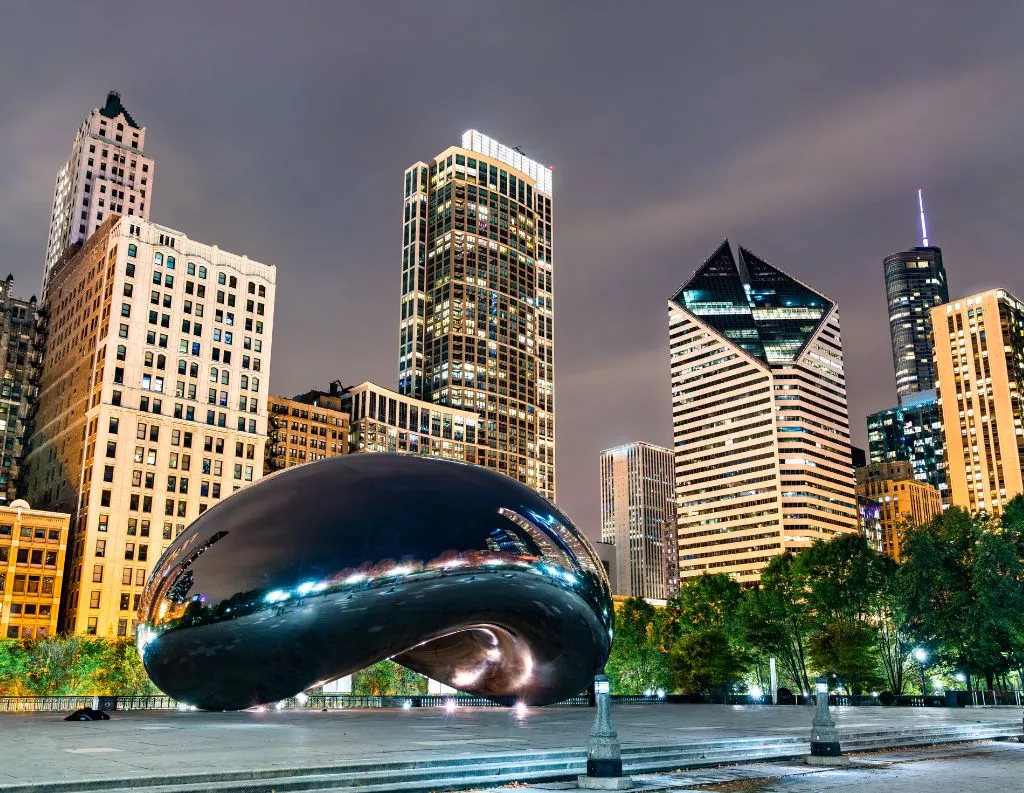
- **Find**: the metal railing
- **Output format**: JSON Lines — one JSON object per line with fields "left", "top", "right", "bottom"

{"left": 1, "top": 690, "right": 1019, "bottom": 713}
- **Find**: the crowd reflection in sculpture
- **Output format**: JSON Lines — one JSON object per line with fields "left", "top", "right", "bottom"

{"left": 138, "top": 454, "right": 613, "bottom": 711}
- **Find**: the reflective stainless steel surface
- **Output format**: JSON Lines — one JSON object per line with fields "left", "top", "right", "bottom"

{"left": 138, "top": 454, "right": 613, "bottom": 710}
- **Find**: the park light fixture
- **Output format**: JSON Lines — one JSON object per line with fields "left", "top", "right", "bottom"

{"left": 913, "top": 647, "right": 928, "bottom": 663}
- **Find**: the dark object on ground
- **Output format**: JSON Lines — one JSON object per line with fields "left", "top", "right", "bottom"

{"left": 879, "top": 691, "right": 896, "bottom": 706}
{"left": 64, "top": 707, "right": 110, "bottom": 721}
{"left": 139, "top": 454, "right": 614, "bottom": 711}
{"left": 776, "top": 688, "right": 795, "bottom": 705}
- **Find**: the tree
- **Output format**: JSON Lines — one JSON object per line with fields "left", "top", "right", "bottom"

{"left": 899, "top": 506, "right": 1024, "bottom": 690}
{"left": 739, "top": 553, "right": 812, "bottom": 693}
{"left": 807, "top": 620, "right": 882, "bottom": 695}
{"left": 794, "top": 533, "right": 886, "bottom": 623}
{"left": 99, "top": 640, "right": 161, "bottom": 696}
{"left": 605, "top": 597, "right": 669, "bottom": 694}
{"left": 874, "top": 562, "right": 913, "bottom": 694}
{"left": 668, "top": 629, "right": 746, "bottom": 694}
{"left": 22, "top": 636, "right": 110, "bottom": 695}
{"left": 352, "top": 660, "right": 427, "bottom": 696}
{"left": 665, "top": 574, "right": 744, "bottom": 643}
{"left": 0, "top": 640, "right": 31, "bottom": 695}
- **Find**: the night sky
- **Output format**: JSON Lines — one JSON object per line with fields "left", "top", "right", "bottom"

{"left": 2, "top": 2, "right": 1023, "bottom": 538}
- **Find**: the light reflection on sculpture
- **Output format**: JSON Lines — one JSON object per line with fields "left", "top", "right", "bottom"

{"left": 138, "top": 454, "right": 613, "bottom": 711}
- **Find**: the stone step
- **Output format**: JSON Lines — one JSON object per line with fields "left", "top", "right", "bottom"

{"left": 2, "top": 721, "right": 1019, "bottom": 793}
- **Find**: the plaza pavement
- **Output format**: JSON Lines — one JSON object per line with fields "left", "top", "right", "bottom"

{"left": 0, "top": 703, "right": 1020, "bottom": 789}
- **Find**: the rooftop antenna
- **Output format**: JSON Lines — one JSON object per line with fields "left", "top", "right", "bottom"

{"left": 917, "top": 188, "right": 929, "bottom": 246}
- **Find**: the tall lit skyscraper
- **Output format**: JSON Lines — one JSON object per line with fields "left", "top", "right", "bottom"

{"left": 44, "top": 92, "right": 154, "bottom": 290}
{"left": 884, "top": 191, "right": 948, "bottom": 398}
{"left": 599, "top": 442, "right": 675, "bottom": 600}
{"left": 932, "top": 289, "right": 1024, "bottom": 514}
{"left": 669, "top": 241, "right": 858, "bottom": 583}
{"left": 399, "top": 131, "right": 555, "bottom": 499}
{"left": 25, "top": 217, "right": 275, "bottom": 636}
{"left": 869, "top": 192, "right": 951, "bottom": 502}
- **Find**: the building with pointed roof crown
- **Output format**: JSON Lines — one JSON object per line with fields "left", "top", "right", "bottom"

{"left": 668, "top": 241, "right": 858, "bottom": 583}
{"left": 43, "top": 91, "right": 154, "bottom": 292}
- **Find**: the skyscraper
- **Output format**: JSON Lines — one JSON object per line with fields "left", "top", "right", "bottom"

{"left": 866, "top": 390, "right": 947, "bottom": 500}
{"left": 599, "top": 442, "right": 675, "bottom": 600}
{"left": 869, "top": 192, "right": 951, "bottom": 502}
{"left": 25, "top": 216, "right": 275, "bottom": 636}
{"left": 44, "top": 92, "right": 153, "bottom": 290}
{"left": 883, "top": 191, "right": 948, "bottom": 398}
{"left": 669, "top": 241, "right": 858, "bottom": 583}
{"left": 932, "top": 289, "right": 1024, "bottom": 514}
{"left": 399, "top": 131, "right": 555, "bottom": 500}
{"left": 0, "top": 277, "right": 41, "bottom": 502}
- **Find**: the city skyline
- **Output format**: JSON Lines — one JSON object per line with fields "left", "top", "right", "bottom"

{"left": 2, "top": 4, "right": 1024, "bottom": 537}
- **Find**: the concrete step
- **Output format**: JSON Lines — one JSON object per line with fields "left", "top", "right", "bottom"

{"left": 2, "top": 721, "right": 1019, "bottom": 793}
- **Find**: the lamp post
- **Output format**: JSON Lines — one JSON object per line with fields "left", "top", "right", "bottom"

{"left": 578, "top": 674, "right": 632, "bottom": 790}
{"left": 913, "top": 648, "right": 928, "bottom": 696}
{"left": 807, "top": 677, "right": 847, "bottom": 766}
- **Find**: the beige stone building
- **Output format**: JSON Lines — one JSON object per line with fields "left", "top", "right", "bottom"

{"left": 855, "top": 461, "right": 943, "bottom": 562}
{"left": 932, "top": 290, "right": 1024, "bottom": 515}
{"left": 399, "top": 131, "right": 555, "bottom": 500}
{"left": 0, "top": 500, "right": 70, "bottom": 639}
{"left": 346, "top": 381, "right": 480, "bottom": 462}
{"left": 24, "top": 216, "right": 275, "bottom": 637}
{"left": 266, "top": 389, "right": 350, "bottom": 474}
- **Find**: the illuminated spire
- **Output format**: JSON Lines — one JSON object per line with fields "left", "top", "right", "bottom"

{"left": 918, "top": 188, "right": 929, "bottom": 246}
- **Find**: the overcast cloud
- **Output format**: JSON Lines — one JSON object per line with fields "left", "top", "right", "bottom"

{"left": 1, "top": 1, "right": 1023, "bottom": 536}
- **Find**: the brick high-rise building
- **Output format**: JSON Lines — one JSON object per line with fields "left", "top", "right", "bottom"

{"left": 24, "top": 216, "right": 275, "bottom": 636}
{"left": 266, "top": 388, "right": 350, "bottom": 474}
{"left": 855, "top": 461, "right": 942, "bottom": 562}
{"left": 44, "top": 92, "right": 154, "bottom": 291}
{"left": 399, "top": 131, "right": 555, "bottom": 500}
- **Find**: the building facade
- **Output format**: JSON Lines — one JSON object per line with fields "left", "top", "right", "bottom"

{"left": 856, "top": 495, "right": 884, "bottom": 554}
{"left": 855, "top": 461, "right": 942, "bottom": 562}
{"left": 599, "top": 442, "right": 675, "bottom": 600}
{"left": 266, "top": 388, "right": 350, "bottom": 474}
{"left": 24, "top": 216, "right": 275, "bottom": 636}
{"left": 344, "top": 381, "right": 481, "bottom": 462}
{"left": 669, "top": 241, "right": 859, "bottom": 583}
{"left": 0, "top": 500, "right": 69, "bottom": 639}
{"left": 932, "top": 290, "right": 1024, "bottom": 514}
{"left": 44, "top": 92, "right": 154, "bottom": 290}
{"left": 866, "top": 389, "right": 947, "bottom": 501}
{"left": 0, "top": 277, "right": 40, "bottom": 503}
{"left": 884, "top": 244, "right": 948, "bottom": 399}
{"left": 399, "top": 131, "right": 555, "bottom": 500}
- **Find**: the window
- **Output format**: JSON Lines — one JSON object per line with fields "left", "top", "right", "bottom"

{"left": 106, "top": 441, "right": 117, "bottom": 458}
{"left": 95, "top": 539, "right": 106, "bottom": 557}
{"left": 109, "top": 417, "right": 119, "bottom": 434}
{"left": 125, "top": 544, "right": 135, "bottom": 560}
{"left": 92, "top": 565, "right": 104, "bottom": 583}
{"left": 90, "top": 591, "right": 101, "bottom": 609}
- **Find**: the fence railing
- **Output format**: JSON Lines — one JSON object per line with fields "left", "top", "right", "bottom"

{"left": 0, "top": 690, "right": 1019, "bottom": 713}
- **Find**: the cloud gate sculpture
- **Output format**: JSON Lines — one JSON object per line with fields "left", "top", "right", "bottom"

{"left": 138, "top": 454, "right": 613, "bottom": 710}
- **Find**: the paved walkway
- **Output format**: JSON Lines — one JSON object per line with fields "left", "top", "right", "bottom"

{"left": 0, "top": 704, "right": 1019, "bottom": 786}
{"left": 563, "top": 741, "right": 1024, "bottom": 792}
